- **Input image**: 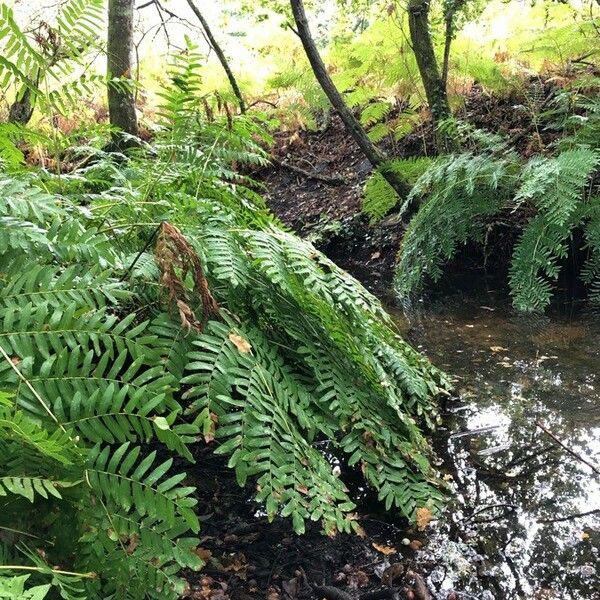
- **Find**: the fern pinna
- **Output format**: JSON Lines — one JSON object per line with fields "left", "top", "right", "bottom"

{"left": 0, "top": 57, "right": 450, "bottom": 600}
{"left": 395, "top": 145, "right": 600, "bottom": 312}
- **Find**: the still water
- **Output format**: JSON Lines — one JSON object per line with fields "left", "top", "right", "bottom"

{"left": 391, "top": 295, "right": 600, "bottom": 599}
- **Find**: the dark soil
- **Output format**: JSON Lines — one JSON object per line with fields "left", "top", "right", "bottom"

{"left": 258, "top": 80, "right": 574, "bottom": 294}
{"left": 183, "top": 445, "right": 439, "bottom": 600}
{"left": 259, "top": 113, "right": 402, "bottom": 293}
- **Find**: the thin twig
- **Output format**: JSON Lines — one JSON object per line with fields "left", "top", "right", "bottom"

{"left": 0, "top": 346, "right": 66, "bottom": 433}
{"left": 536, "top": 421, "right": 600, "bottom": 476}
{"left": 120, "top": 221, "right": 163, "bottom": 281}
{"left": 0, "top": 565, "right": 95, "bottom": 578}
{"left": 271, "top": 157, "right": 348, "bottom": 185}
{"left": 537, "top": 508, "right": 600, "bottom": 524}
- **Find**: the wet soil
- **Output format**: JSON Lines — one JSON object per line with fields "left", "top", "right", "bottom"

{"left": 259, "top": 81, "right": 584, "bottom": 292}
{"left": 183, "top": 293, "right": 600, "bottom": 600}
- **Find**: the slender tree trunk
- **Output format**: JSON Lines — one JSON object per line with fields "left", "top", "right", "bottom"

{"left": 107, "top": 0, "right": 138, "bottom": 140}
{"left": 441, "top": 13, "right": 453, "bottom": 89}
{"left": 186, "top": 0, "right": 246, "bottom": 114}
{"left": 408, "top": 0, "right": 450, "bottom": 123}
{"left": 290, "top": 0, "right": 410, "bottom": 197}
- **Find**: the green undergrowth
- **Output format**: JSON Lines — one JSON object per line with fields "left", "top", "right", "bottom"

{"left": 394, "top": 103, "right": 600, "bottom": 311}
{"left": 0, "top": 44, "right": 451, "bottom": 600}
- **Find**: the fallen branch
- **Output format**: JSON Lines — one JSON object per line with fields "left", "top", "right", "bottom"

{"left": 536, "top": 421, "right": 600, "bottom": 476}
{"left": 537, "top": 508, "right": 600, "bottom": 524}
{"left": 271, "top": 157, "right": 348, "bottom": 186}
{"left": 360, "top": 588, "right": 395, "bottom": 600}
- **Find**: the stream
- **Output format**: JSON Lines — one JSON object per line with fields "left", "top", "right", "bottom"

{"left": 391, "top": 294, "right": 600, "bottom": 599}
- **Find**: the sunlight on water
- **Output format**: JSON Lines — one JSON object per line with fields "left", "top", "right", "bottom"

{"left": 389, "top": 296, "right": 600, "bottom": 599}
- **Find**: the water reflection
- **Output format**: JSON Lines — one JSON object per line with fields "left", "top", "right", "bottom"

{"left": 390, "top": 296, "right": 600, "bottom": 599}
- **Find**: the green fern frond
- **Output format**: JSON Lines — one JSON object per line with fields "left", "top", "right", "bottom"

{"left": 395, "top": 153, "right": 516, "bottom": 298}
{"left": 509, "top": 148, "right": 599, "bottom": 311}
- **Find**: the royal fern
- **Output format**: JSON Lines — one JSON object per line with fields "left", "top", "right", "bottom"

{"left": 395, "top": 147, "right": 600, "bottom": 311}
{"left": 0, "top": 39, "right": 451, "bottom": 599}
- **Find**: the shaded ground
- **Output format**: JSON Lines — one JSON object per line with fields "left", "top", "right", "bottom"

{"left": 258, "top": 80, "right": 582, "bottom": 292}
{"left": 183, "top": 294, "right": 600, "bottom": 600}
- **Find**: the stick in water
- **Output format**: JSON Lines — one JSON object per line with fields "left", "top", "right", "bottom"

{"left": 536, "top": 421, "right": 600, "bottom": 476}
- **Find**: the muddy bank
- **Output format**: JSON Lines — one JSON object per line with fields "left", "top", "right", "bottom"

{"left": 259, "top": 80, "right": 588, "bottom": 293}
{"left": 182, "top": 293, "right": 599, "bottom": 600}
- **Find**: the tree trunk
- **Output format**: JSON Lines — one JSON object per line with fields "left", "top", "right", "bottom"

{"left": 186, "top": 0, "right": 246, "bottom": 115}
{"left": 107, "top": 0, "right": 138, "bottom": 140}
{"left": 441, "top": 12, "right": 453, "bottom": 89}
{"left": 408, "top": 0, "right": 450, "bottom": 123}
{"left": 290, "top": 0, "right": 410, "bottom": 197}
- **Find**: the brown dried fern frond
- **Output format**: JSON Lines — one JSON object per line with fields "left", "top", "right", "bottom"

{"left": 155, "top": 222, "right": 219, "bottom": 332}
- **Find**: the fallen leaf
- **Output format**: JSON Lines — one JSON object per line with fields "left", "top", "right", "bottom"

{"left": 194, "top": 547, "right": 213, "bottom": 562}
{"left": 266, "top": 587, "right": 281, "bottom": 600}
{"left": 229, "top": 333, "right": 251, "bottom": 353}
{"left": 348, "top": 569, "right": 370, "bottom": 590}
{"left": 372, "top": 542, "right": 397, "bottom": 555}
{"left": 581, "top": 531, "right": 590, "bottom": 540}
{"left": 354, "top": 524, "right": 367, "bottom": 538}
{"left": 222, "top": 552, "right": 247, "bottom": 573}
{"left": 381, "top": 563, "right": 404, "bottom": 586}
{"left": 370, "top": 251, "right": 381, "bottom": 260}
{"left": 415, "top": 507, "right": 433, "bottom": 531}
{"left": 490, "top": 346, "right": 507, "bottom": 352}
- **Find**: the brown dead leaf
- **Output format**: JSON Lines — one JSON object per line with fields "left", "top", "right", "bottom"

{"left": 409, "top": 539, "right": 424, "bottom": 551}
{"left": 193, "top": 547, "right": 213, "bottom": 562}
{"left": 155, "top": 222, "right": 218, "bottom": 333}
{"left": 222, "top": 552, "right": 247, "bottom": 575}
{"left": 266, "top": 587, "right": 281, "bottom": 600}
{"left": 124, "top": 533, "right": 139, "bottom": 554}
{"left": 490, "top": 346, "right": 507, "bottom": 352}
{"left": 415, "top": 507, "right": 433, "bottom": 531}
{"left": 297, "top": 485, "right": 309, "bottom": 495}
{"left": 372, "top": 542, "right": 397, "bottom": 555}
{"left": 229, "top": 333, "right": 252, "bottom": 353}
{"left": 381, "top": 563, "right": 404, "bottom": 587}
{"left": 348, "top": 569, "right": 370, "bottom": 590}
{"left": 10, "top": 356, "right": 21, "bottom": 365}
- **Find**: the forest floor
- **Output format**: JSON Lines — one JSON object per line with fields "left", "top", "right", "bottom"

{"left": 258, "top": 80, "right": 567, "bottom": 293}
{"left": 183, "top": 442, "right": 439, "bottom": 600}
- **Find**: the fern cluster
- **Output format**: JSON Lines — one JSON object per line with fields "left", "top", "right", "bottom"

{"left": 395, "top": 146, "right": 600, "bottom": 312}
{"left": 0, "top": 46, "right": 450, "bottom": 599}
{"left": 0, "top": 0, "right": 130, "bottom": 122}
